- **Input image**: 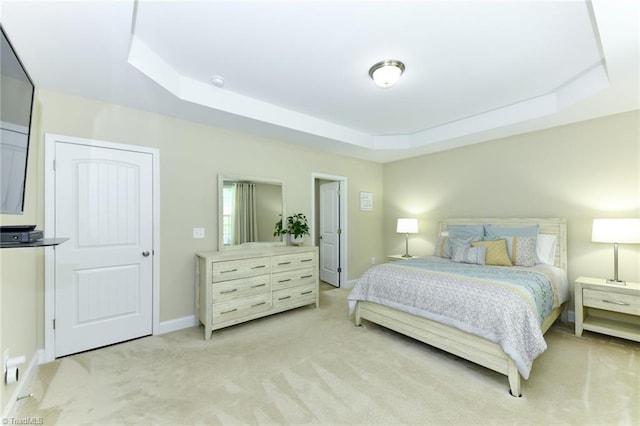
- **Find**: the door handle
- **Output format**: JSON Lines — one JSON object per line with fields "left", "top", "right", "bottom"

{"left": 142, "top": 251, "right": 150, "bottom": 257}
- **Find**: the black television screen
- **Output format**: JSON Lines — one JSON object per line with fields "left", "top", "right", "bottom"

{"left": 0, "top": 24, "right": 34, "bottom": 215}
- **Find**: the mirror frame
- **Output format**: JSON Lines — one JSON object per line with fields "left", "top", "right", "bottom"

{"left": 218, "top": 174, "right": 286, "bottom": 250}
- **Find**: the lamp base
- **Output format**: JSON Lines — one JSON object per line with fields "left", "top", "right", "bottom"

{"left": 401, "top": 254, "right": 413, "bottom": 258}
{"left": 606, "top": 279, "right": 626, "bottom": 286}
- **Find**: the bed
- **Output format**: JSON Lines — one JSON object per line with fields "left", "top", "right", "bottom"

{"left": 348, "top": 218, "right": 568, "bottom": 397}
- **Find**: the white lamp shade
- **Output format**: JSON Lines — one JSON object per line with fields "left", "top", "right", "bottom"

{"left": 397, "top": 218, "right": 418, "bottom": 234}
{"left": 592, "top": 218, "right": 640, "bottom": 244}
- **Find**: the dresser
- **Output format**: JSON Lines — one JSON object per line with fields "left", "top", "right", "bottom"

{"left": 196, "top": 246, "right": 319, "bottom": 339}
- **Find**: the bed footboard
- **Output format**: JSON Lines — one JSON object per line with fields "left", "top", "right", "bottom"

{"left": 354, "top": 301, "right": 564, "bottom": 396}
{"left": 354, "top": 301, "right": 526, "bottom": 396}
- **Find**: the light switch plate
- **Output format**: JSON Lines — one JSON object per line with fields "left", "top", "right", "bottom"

{"left": 193, "top": 227, "right": 205, "bottom": 239}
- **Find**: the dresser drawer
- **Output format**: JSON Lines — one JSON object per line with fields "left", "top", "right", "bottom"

{"left": 583, "top": 288, "right": 640, "bottom": 316}
{"left": 272, "top": 252, "right": 316, "bottom": 273}
{"left": 273, "top": 283, "right": 316, "bottom": 307}
{"left": 212, "top": 274, "right": 270, "bottom": 302}
{"left": 211, "top": 257, "right": 271, "bottom": 282}
{"left": 272, "top": 267, "right": 316, "bottom": 290}
{"left": 212, "top": 293, "right": 272, "bottom": 323}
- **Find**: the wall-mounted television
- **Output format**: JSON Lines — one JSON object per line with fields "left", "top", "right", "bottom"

{"left": 1, "top": 24, "right": 35, "bottom": 215}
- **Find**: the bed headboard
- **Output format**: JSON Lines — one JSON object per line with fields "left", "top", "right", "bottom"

{"left": 438, "top": 218, "right": 567, "bottom": 271}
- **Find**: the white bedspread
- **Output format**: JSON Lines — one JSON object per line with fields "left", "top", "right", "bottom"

{"left": 347, "top": 257, "right": 568, "bottom": 379}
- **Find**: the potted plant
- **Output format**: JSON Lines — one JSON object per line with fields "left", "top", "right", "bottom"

{"left": 274, "top": 213, "right": 310, "bottom": 246}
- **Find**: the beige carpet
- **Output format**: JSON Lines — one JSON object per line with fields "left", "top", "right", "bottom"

{"left": 17, "top": 286, "right": 640, "bottom": 425}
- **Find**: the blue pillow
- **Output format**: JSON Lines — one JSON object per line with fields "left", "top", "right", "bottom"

{"left": 484, "top": 224, "right": 539, "bottom": 240}
{"left": 447, "top": 224, "right": 484, "bottom": 240}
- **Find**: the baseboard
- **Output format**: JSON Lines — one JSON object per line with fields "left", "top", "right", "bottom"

{"left": 156, "top": 315, "right": 197, "bottom": 335}
{"left": 1, "top": 349, "right": 43, "bottom": 421}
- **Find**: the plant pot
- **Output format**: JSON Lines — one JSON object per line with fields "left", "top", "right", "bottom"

{"left": 290, "top": 235, "right": 304, "bottom": 246}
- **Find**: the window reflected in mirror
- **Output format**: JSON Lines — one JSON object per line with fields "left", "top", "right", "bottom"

{"left": 219, "top": 175, "right": 285, "bottom": 249}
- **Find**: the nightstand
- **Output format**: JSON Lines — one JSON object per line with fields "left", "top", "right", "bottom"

{"left": 387, "top": 254, "right": 420, "bottom": 262}
{"left": 574, "top": 276, "right": 640, "bottom": 342}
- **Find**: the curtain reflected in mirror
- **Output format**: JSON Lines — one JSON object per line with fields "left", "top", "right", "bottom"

{"left": 223, "top": 182, "right": 258, "bottom": 245}
{"left": 219, "top": 175, "right": 285, "bottom": 249}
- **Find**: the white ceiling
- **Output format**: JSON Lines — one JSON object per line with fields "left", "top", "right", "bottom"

{"left": 1, "top": 0, "right": 638, "bottom": 163}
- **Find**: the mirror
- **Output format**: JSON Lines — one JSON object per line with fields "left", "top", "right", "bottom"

{"left": 218, "top": 174, "right": 286, "bottom": 250}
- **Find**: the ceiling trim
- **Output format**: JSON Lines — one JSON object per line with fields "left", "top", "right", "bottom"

{"left": 129, "top": 35, "right": 608, "bottom": 154}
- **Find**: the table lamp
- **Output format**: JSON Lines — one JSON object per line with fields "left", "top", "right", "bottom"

{"left": 591, "top": 218, "right": 640, "bottom": 285}
{"left": 397, "top": 218, "right": 419, "bottom": 258}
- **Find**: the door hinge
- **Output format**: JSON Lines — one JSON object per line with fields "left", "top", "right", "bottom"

{"left": 337, "top": 228, "right": 342, "bottom": 235}
{"left": 53, "top": 319, "right": 56, "bottom": 330}
{"left": 52, "top": 159, "right": 56, "bottom": 171}
{"left": 337, "top": 267, "right": 342, "bottom": 273}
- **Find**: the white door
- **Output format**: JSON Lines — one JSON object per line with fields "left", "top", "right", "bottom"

{"left": 54, "top": 142, "right": 154, "bottom": 357}
{"left": 319, "top": 181, "right": 340, "bottom": 286}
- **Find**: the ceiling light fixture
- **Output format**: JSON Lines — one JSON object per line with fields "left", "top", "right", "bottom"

{"left": 368, "top": 59, "right": 405, "bottom": 88}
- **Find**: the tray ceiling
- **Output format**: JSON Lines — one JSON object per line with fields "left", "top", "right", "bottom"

{"left": 1, "top": 0, "right": 637, "bottom": 162}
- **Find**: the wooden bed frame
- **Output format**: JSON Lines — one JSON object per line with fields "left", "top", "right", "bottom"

{"left": 354, "top": 218, "right": 568, "bottom": 397}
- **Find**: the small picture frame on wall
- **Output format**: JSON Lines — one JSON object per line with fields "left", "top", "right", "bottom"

{"left": 360, "top": 192, "right": 373, "bottom": 211}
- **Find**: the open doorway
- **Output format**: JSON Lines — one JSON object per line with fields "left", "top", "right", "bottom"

{"left": 311, "top": 173, "right": 347, "bottom": 288}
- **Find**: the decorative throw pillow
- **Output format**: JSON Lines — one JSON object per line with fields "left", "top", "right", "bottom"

{"left": 450, "top": 236, "right": 482, "bottom": 258}
{"left": 433, "top": 235, "right": 479, "bottom": 259}
{"left": 451, "top": 245, "right": 487, "bottom": 266}
{"left": 504, "top": 236, "right": 536, "bottom": 267}
{"left": 472, "top": 239, "right": 512, "bottom": 266}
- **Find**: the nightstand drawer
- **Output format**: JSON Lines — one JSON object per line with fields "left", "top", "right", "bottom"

{"left": 583, "top": 288, "right": 640, "bottom": 316}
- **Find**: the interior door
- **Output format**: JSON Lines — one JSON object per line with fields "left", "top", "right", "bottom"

{"left": 53, "top": 141, "right": 153, "bottom": 357}
{"left": 319, "top": 181, "right": 340, "bottom": 286}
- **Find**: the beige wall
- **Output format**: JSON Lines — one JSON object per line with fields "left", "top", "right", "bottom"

{"left": 0, "top": 89, "right": 384, "bottom": 411}
{"left": 383, "top": 110, "right": 640, "bottom": 303}
{"left": 0, "top": 93, "right": 44, "bottom": 411}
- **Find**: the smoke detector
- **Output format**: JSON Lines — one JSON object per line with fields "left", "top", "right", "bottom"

{"left": 211, "top": 75, "right": 225, "bottom": 88}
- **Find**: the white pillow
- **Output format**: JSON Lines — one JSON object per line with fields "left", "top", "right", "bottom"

{"left": 536, "top": 234, "right": 557, "bottom": 265}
